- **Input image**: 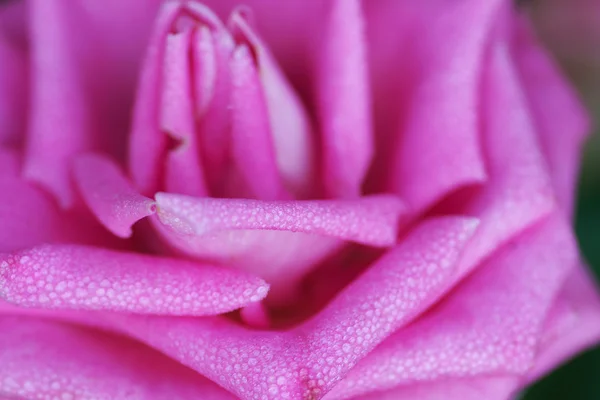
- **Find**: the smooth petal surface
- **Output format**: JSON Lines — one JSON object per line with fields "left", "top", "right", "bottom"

{"left": 526, "top": 265, "right": 600, "bottom": 381}
{"left": 384, "top": 0, "right": 497, "bottom": 211}
{"left": 511, "top": 16, "right": 590, "bottom": 215}
{"left": 229, "top": 44, "right": 287, "bottom": 200}
{"left": 229, "top": 11, "right": 316, "bottom": 198}
{"left": 23, "top": 0, "right": 95, "bottom": 206}
{"left": 0, "top": 32, "right": 26, "bottom": 147}
{"left": 316, "top": 0, "right": 372, "bottom": 198}
{"left": 73, "top": 154, "right": 156, "bottom": 238}
{"left": 162, "top": 27, "right": 208, "bottom": 197}
{"left": 104, "top": 216, "right": 478, "bottom": 399}
{"left": 0, "top": 244, "right": 268, "bottom": 315}
{"left": 326, "top": 213, "right": 576, "bottom": 399}
{"left": 128, "top": 1, "right": 181, "bottom": 195}
{"left": 453, "top": 19, "right": 555, "bottom": 279}
{"left": 0, "top": 316, "right": 235, "bottom": 400}
{"left": 350, "top": 376, "right": 518, "bottom": 400}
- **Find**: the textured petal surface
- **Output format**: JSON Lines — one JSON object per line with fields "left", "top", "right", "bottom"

{"left": 326, "top": 213, "right": 576, "bottom": 399}
{"left": 73, "top": 154, "right": 156, "bottom": 238}
{"left": 0, "top": 316, "right": 235, "bottom": 400}
{"left": 152, "top": 192, "right": 406, "bottom": 296}
{"left": 0, "top": 244, "right": 268, "bottom": 315}
{"left": 104, "top": 217, "right": 478, "bottom": 399}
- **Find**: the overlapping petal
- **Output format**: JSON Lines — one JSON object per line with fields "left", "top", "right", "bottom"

{"left": 0, "top": 316, "right": 235, "bottom": 400}
{"left": 103, "top": 216, "right": 478, "bottom": 399}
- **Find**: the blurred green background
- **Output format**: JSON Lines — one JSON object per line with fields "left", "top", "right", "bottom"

{"left": 523, "top": 0, "right": 600, "bottom": 398}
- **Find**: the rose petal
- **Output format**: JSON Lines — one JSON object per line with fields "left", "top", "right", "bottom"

{"left": 229, "top": 11, "right": 317, "bottom": 199}
{"left": 105, "top": 216, "right": 478, "bottom": 399}
{"left": 23, "top": 0, "right": 96, "bottom": 206}
{"left": 73, "top": 154, "right": 157, "bottom": 239}
{"left": 0, "top": 33, "right": 27, "bottom": 147}
{"left": 0, "top": 244, "right": 269, "bottom": 316}
{"left": 326, "top": 213, "right": 576, "bottom": 399}
{"left": 511, "top": 16, "right": 590, "bottom": 216}
{"left": 349, "top": 376, "right": 518, "bottom": 400}
{"left": 0, "top": 179, "right": 85, "bottom": 252}
{"left": 0, "top": 148, "right": 20, "bottom": 178}
{"left": 162, "top": 26, "right": 208, "bottom": 197}
{"left": 380, "top": 0, "right": 498, "bottom": 211}
{"left": 152, "top": 191, "right": 406, "bottom": 296}
{"left": 229, "top": 44, "right": 288, "bottom": 200}
{"left": 316, "top": 0, "right": 373, "bottom": 198}
{"left": 526, "top": 265, "right": 600, "bottom": 382}
{"left": 0, "top": 316, "right": 235, "bottom": 399}
{"left": 454, "top": 18, "right": 555, "bottom": 277}
{"left": 128, "top": 1, "right": 181, "bottom": 196}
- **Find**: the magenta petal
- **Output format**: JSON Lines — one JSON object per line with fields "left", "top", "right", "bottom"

{"left": 456, "top": 23, "right": 555, "bottom": 277}
{"left": 0, "top": 148, "right": 20, "bottom": 178}
{"left": 326, "top": 213, "right": 576, "bottom": 399}
{"left": 0, "top": 316, "right": 236, "bottom": 399}
{"left": 317, "top": 0, "right": 373, "bottom": 198}
{"left": 73, "top": 154, "right": 156, "bottom": 238}
{"left": 105, "top": 216, "right": 477, "bottom": 399}
{"left": 0, "top": 179, "right": 74, "bottom": 253}
{"left": 229, "top": 44, "right": 287, "bottom": 200}
{"left": 349, "top": 376, "right": 518, "bottom": 400}
{"left": 153, "top": 192, "right": 406, "bottom": 297}
{"left": 155, "top": 192, "right": 404, "bottom": 246}
{"left": 162, "top": 27, "right": 208, "bottom": 197}
{"left": 511, "top": 16, "right": 590, "bottom": 216}
{"left": 128, "top": 1, "right": 181, "bottom": 195}
{"left": 0, "top": 244, "right": 268, "bottom": 315}
{"left": 526, "top": 265, "right": 600, "bottom": 381}
{"left": 0, "top": 33, "right": 26, "bottom": 147}
{"left": 23, "top": 0, "right": 98, "bottom": 207}
{"left": 230, "top": 11, "right": 317, "bottom": 198}
{"left": 385, "top": 0, "right": 496, "bottom": 211}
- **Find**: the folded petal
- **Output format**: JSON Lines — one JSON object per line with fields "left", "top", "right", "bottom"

{"left": 73, "top": 154, "right": 156, "bottom": 238}
{"left": 229, "top": 44, "right": 288, "bottom": 200}
{"left": 0, "top": 316, "right": 235, "bottom": 399}
{"left": 316, "top": 0, "right": 372, "bottom": 198}
{"left": 454, "top": 16, "right": 555, "bottom": 278}
{"left": 380, "top": 0, "right": 499, "bottom": 211}
{"left": 349, "top": 376, "right": 518, "bottom": 400}
{"left": 0, "top": 244, "right": 268, "bottom": 315}
{"left": 326, "top": 213, "right": 576, "bottom": 399}
{"left": 0, "top": 178, "right": 112, "bottom": 253}
{"left": 526, "top": 265, "right": 600, "bottom": 382}
{"left": 128, "top": 1, "right": 181, "bottom": 195}
{"left": 104, "top": 216, "right": 478, "bottom": 400}
{"left": 152, "top": 191, "right": 406, "bottom": 297}
{"left": 229, "top": 11, "right": 317, "bottom": 199}
{"left": 23, "top": 0, "right": 95, "bottom": 206}
{"left": 510, "top": 15, "right": 590, "bottom": 216}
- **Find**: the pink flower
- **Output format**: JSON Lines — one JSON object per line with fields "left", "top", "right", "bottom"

{"left": 0, "top": 0, "right": 598, "bottom": 399}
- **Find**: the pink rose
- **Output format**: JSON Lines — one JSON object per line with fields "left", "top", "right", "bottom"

{"left": 0, "top": 0, "right": 598, "bottom": 399}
